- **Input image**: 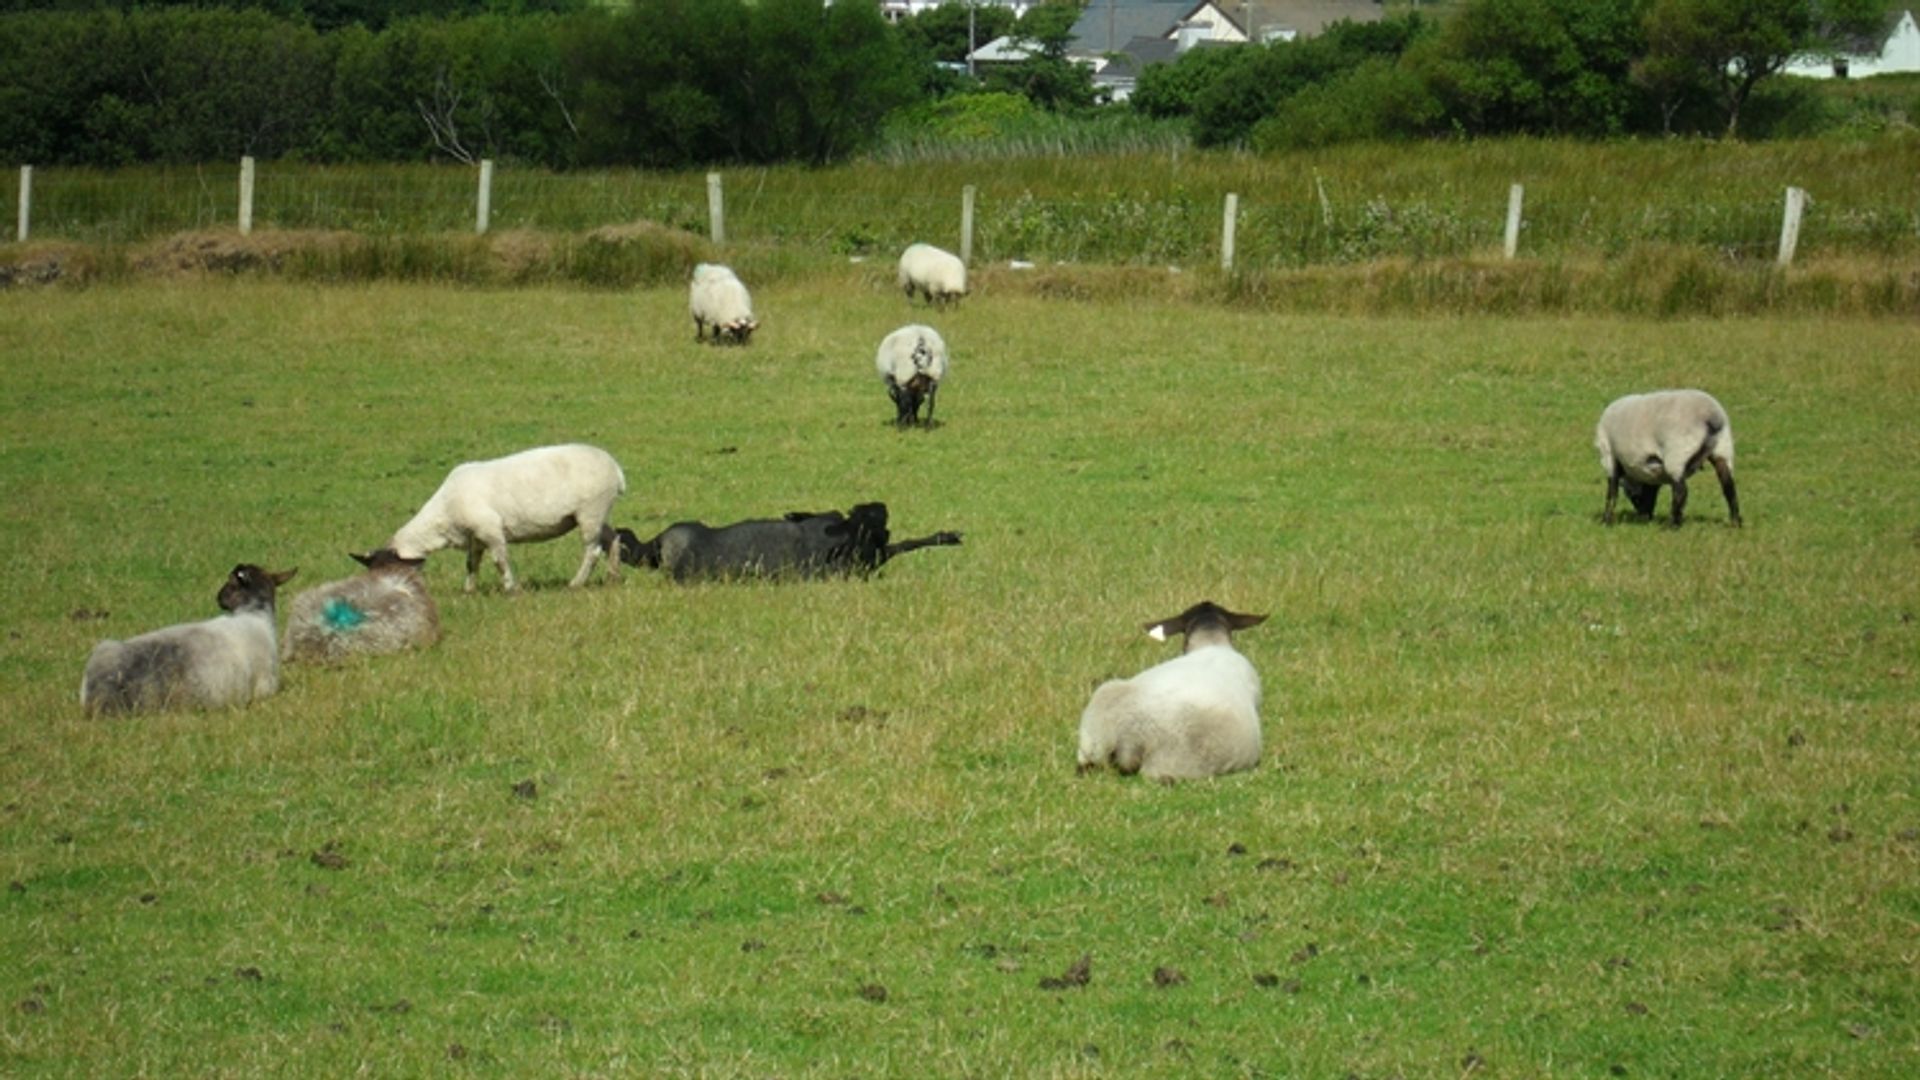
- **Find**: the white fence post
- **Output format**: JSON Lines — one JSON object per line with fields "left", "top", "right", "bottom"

{"left": 476, "top": 159, "right": 494, "bottom": 236}
{"left": 707, "top": 172, "right": 724, "bottom": 245}
{"left": 1221, "top": 192, "right": 1239, "bottom": 272}
{"left": 1503, "top": 182, "right": 1523, "bottom": 259}
{"left": 960, "top": 184, "right": 975, "bottom": 266}
{"left": 1777, "top": 186, "right": 1806, "bottom": 267}
{"left": 238, "top": 156, "right": 255, "bottom": 236}
{"left": 15, "top": 165, "right": 29, "bottom": 242}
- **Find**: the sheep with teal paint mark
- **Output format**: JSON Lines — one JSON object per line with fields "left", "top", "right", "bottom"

{"left": 282, "top": 550, "right": 440, "bottom": 664}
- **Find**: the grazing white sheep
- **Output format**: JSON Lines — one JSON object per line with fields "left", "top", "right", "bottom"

{"left": 689, "top": 263, "right": 758, "bottom": 345}
{"left": 377, "top": 443, "right": 627, "bottom": 593}
{"left": 1077, "top": 601, "right": 1269, "bottom": 782}
{"left": 282, "top": 550, "right": 441, "bottom": 664}
{"left": 876, "top": 324, "right": 949, "bottom": 427}
{"left": 80, "top": 564, "right": 297, "bottom": 715}
{"left": 1595, "top": 389, "right": 1741, "bottom": 527}
{"left": 897, "top": 243, "right": 967, "bottom": 308}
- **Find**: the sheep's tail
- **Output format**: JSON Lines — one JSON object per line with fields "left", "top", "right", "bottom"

{"left": 1708, "top": 416, "right": 1733, "bottom": 469}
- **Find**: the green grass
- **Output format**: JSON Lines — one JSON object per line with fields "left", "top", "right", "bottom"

{"left": 2, "top": 281, "right": 1918, "bottom": 1075}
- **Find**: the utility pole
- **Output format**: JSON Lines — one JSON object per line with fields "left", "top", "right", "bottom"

{"left": 968, "top": 1, "right": 977, "bottom": 78}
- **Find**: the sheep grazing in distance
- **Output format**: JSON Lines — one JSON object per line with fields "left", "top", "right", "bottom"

{"left": 876, "top": 324, "right": 949, "bottom": 427}
{"left": 1595, "top": 389, "right": 1741, "bottom": 527}
{"left": 1077, "top": 601, "right": 1269, "bottom": 782}
{"left": 615, "top": 502, "right": 961, "bottom": 581}
{"left": 897, "top": 243, "right": 967, "bottom": 308}
{"left": 689, "top": 263, "right": 758, "bottom": 345}
{"left": 371, "top": 443, "right": 627, "bottom": 593}
{"left": 79, "top": 564, "right": 297, "bottom": 716}
{"left": 282, "top": 550, "right": 441, "bottom": 664}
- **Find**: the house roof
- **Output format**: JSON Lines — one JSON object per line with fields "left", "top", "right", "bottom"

{"left": 1833, "top": 7, "right": 1917, "bottom": 55}
{"left": 1068, "top": 2, "right": 1197, "bottom": 56}
{"left": 967, "top": 35, "right": 1038, "bottom": 64}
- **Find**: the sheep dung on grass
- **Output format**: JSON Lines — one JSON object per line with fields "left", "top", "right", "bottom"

{"left": 79, "top": 564, "right": 296, "bottom": 716}
{"left": 615, "top": 502, "right": 961, "bottom": 581}
{"left": 282, "top": 550, "right": 441, "bottom": 664}
{"left": 373, "top": 443, "right": 628, "bottom": 593}
{"left": 876, "top": 324, "right": 948, "bottom": 428}
{"left": 1077, "top": 601, "right": 1268, "bottom": 782}
{"left": 897, "top": 243, "right": 966, "bottom": 308}
{"left": 689, "top": 263, "right": 758, "bottom": 345}
{"left": 1595, "top": 389, "right": 1740, "bottom": 527}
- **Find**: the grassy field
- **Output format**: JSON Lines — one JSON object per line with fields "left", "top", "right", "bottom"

{"left": 1, "top": 279, "right": 1917, "bottom": 1076}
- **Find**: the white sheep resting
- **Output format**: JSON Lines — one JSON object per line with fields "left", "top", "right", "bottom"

{"left": 875, "top": 324, "right": 949, "bottom": 427}
{"left": 1077, "top": 601, "right": 1269, "bottom": 781}
{"left": 379, "top": 443, "right": 627, "bottom": 592}
{"left": 689, "top": 263, "right": 758, "bottom": 344}
{"left": 897, "top": 243, "right": 967, "bottom": 308}
{"left": 80, "top": 564, "right": 296, "bottom": 715}
{"left": 1595, "top": 389, "right": 1741, "bottom": 527}
{"left": 283, "top": 550, "right": 441, "bottom": 664}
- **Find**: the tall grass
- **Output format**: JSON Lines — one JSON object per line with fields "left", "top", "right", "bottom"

{"left": 2, "top": 281, "right": 1917, "bottom": 1075}
{"left": 8, "top": 137, "right": 1919, "bottom": 268}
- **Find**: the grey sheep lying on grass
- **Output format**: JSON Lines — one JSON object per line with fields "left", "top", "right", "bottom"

{"left": 1595, "top": 389, "right": 1740, "bottom": 527}
{"left": 615, "top": 502, "right": 960, "bottom": 581}
{"left": 282, "top": 550, "right": 440, "bottom": 664}
{"left": 1077, "top": 601, "right": 1268, "bottom": 782}
{"left": 80, "top": 565, "right": 296, "bottom": 715}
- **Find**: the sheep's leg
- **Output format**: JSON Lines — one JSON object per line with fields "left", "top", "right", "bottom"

{"left": 1603, "top": 466, "right": 1621, "bottom": 525}
{"left": 568, "top": 527, "right": 607, "bottom": 587}
{"left": 480, "top": 535, "right": 516, "bottom": 591}
{"left": 1711, "top": 456, "right": 1741, "bottom": 527}
{"left": 464, "top": 539, "right": 483, "bottom": 593}
{"left": 886, "top": 377, "right": 913, "bottom": 426}
{"left": 923, "top": 383, "right": 938, "bottom": 426}
{"left": 1669, "top": 477, "right": 1689, "bottom": 527}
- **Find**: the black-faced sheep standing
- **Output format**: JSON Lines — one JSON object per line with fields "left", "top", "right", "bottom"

{"left": 79, "top": 564, "right": 297, "bottom": 715}
{"left": 1595, "top": 389, "right": 1741, "bottom": 527}
{"left": 1077, "top": 601, "right": 1269, "bottom": 782}
{"left": 689, "top": 263, "right": 758, "bottom": 344}
{"left": 372, "top": 443, "right": 627, "bottom": 593}
{"left": 615, "top": 502, "right": 961, "bottom": 581}
{"left": 897, "top": 243, "right": 966, "bottom": 308}
{"left": 282, "top": 550, "right": 441, "bottom": 664}
{"left": 876, "top": 324, "right": 949, "bottom": 427}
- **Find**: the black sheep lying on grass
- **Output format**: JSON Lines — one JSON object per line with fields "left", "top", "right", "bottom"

{"left": 616, "top": 502, "right": 961, "bottom": 581}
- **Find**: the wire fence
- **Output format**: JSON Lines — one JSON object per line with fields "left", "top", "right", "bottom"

{"left": 7, "top": 158, "right": 1918, "bottom": 270}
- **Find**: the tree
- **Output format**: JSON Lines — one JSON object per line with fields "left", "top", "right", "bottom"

{"left": 983, "top": 0, "right": 1093, "bottom": 111}
{"left": 1414, "top": 0, "right": 1647, "bottom": 137}
{"left": 1641, "top": 0, "right": 1888, "bottom": 137}
{"left": 898, "top": 1, "right": 1015, "bottom": 66}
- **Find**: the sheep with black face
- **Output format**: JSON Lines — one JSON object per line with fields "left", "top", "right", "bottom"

{"left": 1595, "top": 389, "right": 1740, "bottom": 527}
{"left": 80, "top": 564, "right": 296, "bottom": 715}
{"left": 1077, "top": 601, "right": 1269, "bottom": 782}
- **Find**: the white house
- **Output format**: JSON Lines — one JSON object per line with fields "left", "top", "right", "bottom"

{"left": 1784, "top": 9, "right": 1920, "bottom": 78}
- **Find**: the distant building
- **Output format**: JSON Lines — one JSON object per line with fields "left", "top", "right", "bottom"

{"left": 1058, "top": 0, "right": 1384, "bottom": 102}
{"left": 871, "top": 0, "right": 1037, "bottom": 22}
{"left": 1784, "top": 8, "right": 1920, "bottom": 78}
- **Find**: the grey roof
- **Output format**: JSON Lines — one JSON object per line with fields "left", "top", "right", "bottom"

{"left": 1069, "top": 2, "right": 1196, "bottom": 56}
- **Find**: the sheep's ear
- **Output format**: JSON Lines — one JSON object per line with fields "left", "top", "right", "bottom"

{"left": 1146, "top": 623, "right": 1170, "bottom": 642}
{"left": 1227, "top": 611, "right": 1269, "bottom": 631}
{"left": 349, "top": 551, "right": 375, "bottom": 568}
{"left": 270, "top": 567, "right": 298, "bottom": 586}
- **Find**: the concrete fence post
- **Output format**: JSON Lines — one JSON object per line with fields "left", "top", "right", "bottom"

{"left": 1221, "top": 192, "right": 1239, "bottom": 272}
{"left": 960, "top": 184, "right": 975, "bottom": 266}
{"left": 707, "top": 172, "right": 724, "bottom": 245}
{"left": 15, "top": 165, "right": 29, "bottom": 242}
{"left": 1777, "top": 186, "right": 1807, "bottom": 267}
{"left": 476, "top": 159, "right": 494, "bottom": 236}
{"left": 1503, "top": 182, "right": 1523, "bottom": 259}
{"left": 238, "top": 156, "right": 255, "bottom": 236}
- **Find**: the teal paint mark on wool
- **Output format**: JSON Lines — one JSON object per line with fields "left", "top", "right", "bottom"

{"left": 324, "top": 598, "right": 368, "bottom": 632}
